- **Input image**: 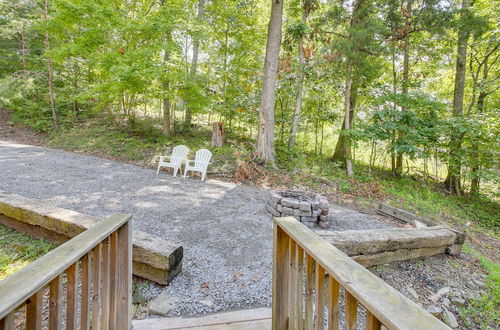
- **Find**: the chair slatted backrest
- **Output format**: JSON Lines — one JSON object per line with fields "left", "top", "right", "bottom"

{"left": 194, "top": 149, "right": 212, "bottom": 168}
{"left": 171, "top": 145, "right": 189, "bottom": 165}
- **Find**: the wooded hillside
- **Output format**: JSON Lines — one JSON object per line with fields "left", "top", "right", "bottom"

{"left": 0, "top": 0, "right": 498, "bottom": 197}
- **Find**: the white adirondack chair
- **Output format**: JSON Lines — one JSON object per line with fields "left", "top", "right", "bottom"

{"left": 157, "top": 145, "right": 189, "bottom": 177}
{"left": 183, "top": 149, "right": 212, "bottom": 181}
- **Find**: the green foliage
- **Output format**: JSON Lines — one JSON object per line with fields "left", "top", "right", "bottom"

{"left": 460, "top": 245, "right": 500, "bottom": 328}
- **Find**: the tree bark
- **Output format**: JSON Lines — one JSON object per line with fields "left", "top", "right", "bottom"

{"left": 288, "top": 5, "right": 308, "bottom": 149}
{"left": 256, "top": 0, "right": 284, "bottom": 164}
{"left": 395, "top": 0, "right": 413, "bottom": 176}
{"left": 43, "top": 0, "right": 57, "bottom": 128}
{"left": 184, "top": 0, "right": 205, "bottom": 130}
{"left": 332, "top": 85, "right": 357, "bottom": 162}
{"left": 444, "top": 0, "right": 472, "bottom": 195}
{"left": 211, "top": 122, "right": 224, "bottom": 147}
{"left": 162, "top": 39, "right": 171, "bottom": 135}
{"left": 470, "top": 56, "right": 489, "bottom": 194}
{"left": 20, "top": 25, "right": 27, "bottom": 71}
{"left": 343, "top": 60, "right": 354, "bottom": 176}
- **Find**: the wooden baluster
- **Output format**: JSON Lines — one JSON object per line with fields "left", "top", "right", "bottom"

{"left": 366, "top": 311, "right": 382, "bottom": 330}
{"left": 80, "top": 253, "right": 91, "bottom": 330}
{"left": 315, "top": 264, "right": 326, "bottom": 330}
{"left": 92, "top": 244, "right": 102, "bottom": 329}
{"left": 49, "top": 274, "right": 64, "bottom": 330}
{"left": 345, "top": 292, "right": 358, "bottom": 330}
{"left": 328, "top": 276, "right": 339, "bottom": 330}
{"left": 116, "top": 222, "right": 132, "bottom": 330}
{"left": 296, "top": 245, "right": 304, "bottom": 330}
{"left": 272, "top": 224, "right": 290, "bottom": 330}
{"left": 304, "top": 254, "right": 314, "bottom": 330}
{"left": 289, "top": 240, "right": 297, "bottom": 329}
{"left": 101, "top": 237, "right": 111, "bottom": 330}
{"left": 66, "top": 263, "right": 79, "bottom": 330}
{"left": 26, "top": 291, "right": 42, "bottom": 330}
{"left": 108, "top": 231, "right": 118, "bottom": 329}
{"left": 0, "top": 311, "right": 16, "bottom": 330}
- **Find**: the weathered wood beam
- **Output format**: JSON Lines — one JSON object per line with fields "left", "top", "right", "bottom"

{"left": 378, "top": 203, "right": 466, "bottom": 244}
{"left": 319, "top": 227, "right": 456, "bottom": 256}
{"left": 319, "top": 226, "right": 461, "bottom": 266}
{"left": 0, "top": 191, "right": 182, "bottom": 285}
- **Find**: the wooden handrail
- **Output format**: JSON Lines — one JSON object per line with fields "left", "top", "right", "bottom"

{"left": 0, "top": 213, "right": 132, "bottom": 329}
{"left": 272, "top": 217, "right": 450, "bottom": 330}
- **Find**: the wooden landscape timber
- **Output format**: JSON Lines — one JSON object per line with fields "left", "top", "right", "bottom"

{"left": 378, "top": 203, "right": 466, "bottom": 245}
{"left": 319, "top": 220, "right": 465, "bottom": 267}
{"left": 0, "top": 191, "right": 182, "bottom": 285}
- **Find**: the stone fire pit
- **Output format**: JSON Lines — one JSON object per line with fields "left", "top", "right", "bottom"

{"left": 267, "top": 190, "right": 331, "bottom": 228}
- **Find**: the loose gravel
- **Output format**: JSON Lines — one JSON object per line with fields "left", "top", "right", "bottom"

{"left": 0, "top": 139, "right": 398, "bottom": 317}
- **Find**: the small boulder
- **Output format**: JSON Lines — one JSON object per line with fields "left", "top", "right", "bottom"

{"left": 442, "top": 309, "right": 459, "bottom": 328}
{"left": 430, "top": 287, "right": 450, "bottom": 303}
{"left": 426, "top": 305, "right": 443, "bottom": 319}
{"left": 451, "top": 297, "right": 466, "bottom": 306}
{"left": 198, "top": 299, "right": 214, "bottom": 307}
{"left": 319, "top": 221, "right": 331, "bottom": 229}
{"left": 149, "top": 293, "right": 178, "bottom": 316}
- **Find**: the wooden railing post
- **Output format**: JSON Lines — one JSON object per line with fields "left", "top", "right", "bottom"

{"left": 272, "top": 221, "right": 290, "bottom": 330}
{"left": 272, "top": 217, "right": 451, "bottom": 330}
{"left": 49, "top": 274, "right": 64, "bottom": 330}
{"left": 116, "top": 221, "right": 132, "bottom": 330}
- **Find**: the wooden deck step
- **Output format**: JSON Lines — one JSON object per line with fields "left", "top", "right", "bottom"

{"left": 132, "top": 308, "right": 271, "bottom": 330}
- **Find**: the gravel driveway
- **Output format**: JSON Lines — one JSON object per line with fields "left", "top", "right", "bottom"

{"left": 0, "top": 139, "right": 395, "bottom": 316}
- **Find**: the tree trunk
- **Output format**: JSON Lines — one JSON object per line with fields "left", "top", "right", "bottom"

{"left": 288, "top": 6, "right": 308, "bottom": 149}
{"left": 256, "top": 0, "right": 284, "bottom": 164}
{"left": 20, "top": 26, "right": 26, "bottom": 70}
{"left": 162, "top": 48, "right": 171, "bottom": 135}
{"left": 444, "top": 0, "right": 472, "bottom": 195}
{"left": 332, "top": 86, "right": 357, "bottom": 162}
{"left": 470, "top": 57, "right": 489, "bottom": 194}
{"left": 344, "top": 60, "right": 354, "bottom": 176}
{"left": 211, "top": 122, "right": 224, "bottom": 147}
{"left": 332, "top": 0, "right": 365, "bottom": 166}
{"left": 43, "top": 0, "right": 57, "bottom": 128}
{"left": 184, "top": 0, "right": 205, "bottom": 130}
{"left": 395, "top": 0, "right": 412, "bottom": 176}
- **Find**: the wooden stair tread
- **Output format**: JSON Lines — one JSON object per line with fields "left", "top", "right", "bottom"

{"left": 132, "top": 308, "right": 271, "bottom": 330}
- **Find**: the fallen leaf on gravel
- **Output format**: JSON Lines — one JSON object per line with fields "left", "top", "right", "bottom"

{"left": 232, "top": 272, "right": 244, "bottom": 281}
{"left": 201, "top": 282, "right": 209, "bottom": 288}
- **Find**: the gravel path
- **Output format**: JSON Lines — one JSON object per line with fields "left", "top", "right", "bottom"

{"left": 0, "top": 139, "right": 396, "bottom": 316}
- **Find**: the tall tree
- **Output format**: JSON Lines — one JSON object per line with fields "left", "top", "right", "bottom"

{"left": 184, "top": 0, "right": 205, "bottom": 130}
{"left": 257, "top": 0, "right": 284, "bottom": 164}
{"left": 43, "top": 0, "right": 57, "bottom": 128}
{"left": 395, "top": 0, "right": 413, "bottom": 176}
{"left": 444, "top": 0, "right": 473, "bottom": 195}
{"left": 288, "top": 0, "right": 315, "bottom": 149}
{"left": 332, "top": 0, "right": 368, "bottom": 174}
{"left": 162, "top": 33, "right": 172, "bottom": 135}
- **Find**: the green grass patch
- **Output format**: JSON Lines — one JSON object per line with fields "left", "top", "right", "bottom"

{"left": 0, "top": 224, "right": 57, "bottom": 280}
{"left": 460, "top": 245, "right": 500, "bottom": 328}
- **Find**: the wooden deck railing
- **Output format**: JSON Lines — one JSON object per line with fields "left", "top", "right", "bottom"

{"left": 272, "top": 217, "right": 450, "bottom": 330}
{"left": 0, "top": 213, "right": 133, "bottom": 330}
